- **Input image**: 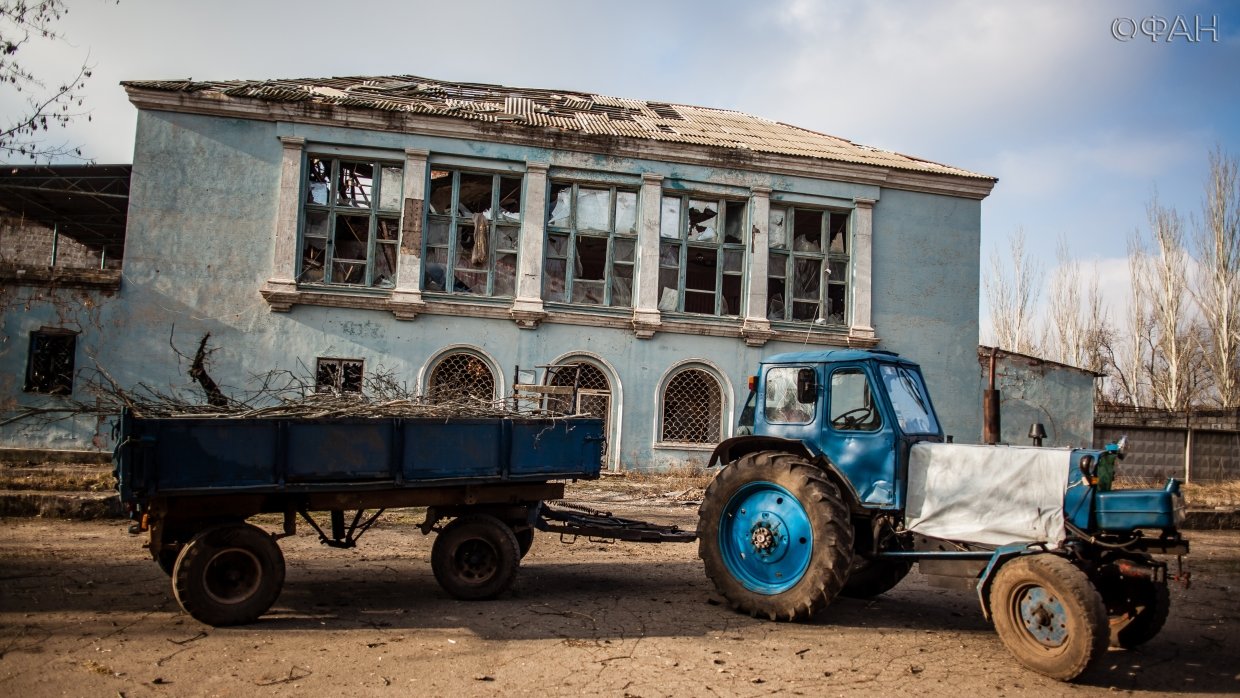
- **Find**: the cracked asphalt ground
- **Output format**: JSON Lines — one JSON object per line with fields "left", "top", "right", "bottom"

{"left": 1, "top": 486, "right": 1237, "bottom": 697}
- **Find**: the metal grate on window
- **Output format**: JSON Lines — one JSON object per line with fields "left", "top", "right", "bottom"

{"left": 429, "top": 353, "right": 496, "bottom": 404}
{"left": 547, "top": 362, "right": 610, "bottom": 414}
{"left": 315, "top": 358, "right": 364, "bottom": 394}
{"left": 661, "top": 368, "right": 722, "bottom": 444}
{"left": 24, "top": 331, "right": 76, "bottom": 395}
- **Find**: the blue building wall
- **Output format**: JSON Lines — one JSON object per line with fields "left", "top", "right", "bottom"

{"left": 1, "top": 108, "right": 988, "bottom": 468}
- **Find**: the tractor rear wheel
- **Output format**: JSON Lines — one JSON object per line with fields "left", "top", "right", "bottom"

{"left": 990, "top": 554, "right": 1108, "bottom": 681}
{"left": 697, "top": 451, "right": 854, "bottom": 621}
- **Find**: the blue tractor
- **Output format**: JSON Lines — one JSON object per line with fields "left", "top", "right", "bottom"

{"left": 698, "top": 350, "right": 1187, "bottom": 681}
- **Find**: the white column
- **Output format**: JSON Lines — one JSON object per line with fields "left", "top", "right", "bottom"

{"left": 851, "top": 197, "right": 876, "bottom": 339}
{"left": 742, "top": 186, "right": 774, "bottom": 346}
{"left": 511, "top": 162, "right": 549, "bottom": 328}
{"left": 389, "top": 148, "right": 429, "bottom": 320}
{"left": 632, "top": 172, "right": 664, "bottom": 339}
{"left": 260, "top": 136, "right": 305, "bottom": 310}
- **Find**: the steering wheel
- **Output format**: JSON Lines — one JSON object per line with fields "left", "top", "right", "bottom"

{"left": 832, "top": 407, "right": 872, "bottom": 429}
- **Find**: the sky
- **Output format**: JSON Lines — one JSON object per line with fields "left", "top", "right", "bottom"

{"left": 6, "top": 0, "right": 1239, "bottom": 339}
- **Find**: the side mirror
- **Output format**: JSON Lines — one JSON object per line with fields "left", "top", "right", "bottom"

{"left": 796, "top": 368, "right": 817, "bottom": 404}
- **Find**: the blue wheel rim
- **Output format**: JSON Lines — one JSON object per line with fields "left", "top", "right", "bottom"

{"left": 1017, "top": 586, "right": 1068, "bottom": 647}
{"left": 718, "top": 481, "right": 813, "bottom": 594}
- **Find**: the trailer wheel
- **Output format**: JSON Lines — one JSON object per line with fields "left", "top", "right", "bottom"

{"left": 432, "top": 514, "right": 521, "bottom": 600}
{"left": 1106, "top": 576, "right": 1170, "bottom": 649}
{"left": 172, "top": 523, "right": 285, "bottom": 627}
{"left": 841, "top": 558, "right": 912, "bottom": 598}
{"left": 697, "top": 451, "right": 854, "bottom": 621}
{"left": 990, "top": 554, "right": 1108, "bottom": 681}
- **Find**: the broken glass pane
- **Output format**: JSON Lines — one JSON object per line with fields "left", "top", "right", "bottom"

{"left": 428, "top": 170, "right": 453, "bottom": 215}
{"left": 794, "top": 258, "right": 822, "bottom": 299}
{"left": 658, "top": 270, "right": 679, "bottom": 311}
{"left": 576, "top": 236, "right": 607, "bottom": 281}
{"left": 724, "top": 249, "right": 744, "bottom": 273}
{"left": 613, "top": 238, "right": 635, "bottom": 263}
{"left": 829, "top": 259, "right": 848, "bottom": 282}
{"left": 724, "top": 201, "right": 745, "bottom": 243}
{"left": 494, "top": 253, "right": 516, "bottom": 296}
{"left": 577, "top": 188, "right": 610, "bottom": 231}
{"left": 315, "top": 360, "right": 341, "bottom": 393}
{"left": 793, "top": 210, "right": 823, "bottom": 252}
{"left": 341, "top": 361, "right": 363, "bottom": 393}
{"left": 543, "top": 259, "right": 567, "bottom": 302}
{"left": 307, "top": 158, "right": 331, "bottom": 205}
{"left": 792, "top": 300, "right": 819, "bottom": 321}
{"left": 454, "top": 269, "right": 485, "bottom": 295}
{"left": 498, "top": 177, "right": 522, "bottom": 220}
{"left": 377, "top": 217, "right": 399, "bottom": 241}
{"left": 660, "top": 197, "right": 681, "bottom": 238}
{"left": 379, "top": 166, "right": 403, "bottom": 211}
{"left": 685, "top": 249, "right": 717, "bottom": 291}
{"left": 827, "top": 283, "right": 846, "bottom": 324}
{"left": 337, "top": 161, "right": 375, "bottom": 208}
{"left": 426, "top": 219, "right": 449, "bottom": 246}
{"left": 829, "top": 212, "right": 848, "bottom": 252}
{"left": 299, "top": 238, "right": 326, "bottom": 283}
{"left": 547, "top": 183, "right": 572, "bottom": 227}
{"left": 458, "top": 173, "right": 493, "bottom": 215}
{"left": 332, "top": 261, "right": 366, "bottom": 285}
{"left": 769, "top": 251, "right": 787, "bottom": 279}
{"left": 768, "top": 208, "right": 787, "bottom": 249}
{"left": 722, "top": 275, "right": 741, "bottom": 317}
{"left": 616, "top": 191, "right": 638, "bottom": 235}
{"left": 547, "top": 233, "right": 569, "bottom": 258}
{"left": 305, "top": 210, "right": 329, "bottom": 239}
{"left": 496, "top": 226, "right": 519, "bottom": 251}
{"left": 611, "top": 263, "right": 633, "bottom": 307}
{"left": 456, "top": 226, "right": 487, "bottom": 270}
{"left": 333, "top": 215, "right": 369, "bottom": 261}
{"left": 423, "top": 248, "right": 449, "bottom": 291}
{"left": 372, "top": 242, "right": 396, "bottom": 288}
{"left": 687, "top": 199, "right": 717, "bottom": 241}
{"left": 767, "top": 280, "right": 786, "bottom": 320}
{"left": 660, "top": 242, "right": 679, "bottom": 267}
{"left": 572, "top": 279, "right": 604, "bottom": 305}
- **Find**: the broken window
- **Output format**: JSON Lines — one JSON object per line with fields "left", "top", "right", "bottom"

{"left": 542, "top": 183, "right": 638, "bottom": 307}
{"left": 24, "top": 330, "right": 76, "bottom": 395}
{"left": 428, "top": 352, "right": 496, "bottom": 404}
{"left": 660, "top": 367, "right": 723, "bottom": 444}
{"left": 657, "top": 194, "right": 745, "bottom": 316}
{"left": 298, "top": 156, "right": 403, "bottom": 288}
{"left": 423, "top": 169, "right": 521, "bottom": 297}
{"left": 315, "top": 358, "right": 364, "bottom": 394}
{"left": 767, "top": 206, "right": 849, "bottom": 325}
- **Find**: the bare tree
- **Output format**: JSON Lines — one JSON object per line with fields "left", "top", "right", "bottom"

{"left": 984, "top": 228, "right": 1042, "bottom": 355}
{"left": 1191, "top": 147, "right": 1240, "bottom": 407}
{"left": 0, "top": 1, "right": 105, "bottom": 161}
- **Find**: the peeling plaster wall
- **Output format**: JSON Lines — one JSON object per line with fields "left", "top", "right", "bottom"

{"left": 0, "top": 109, "right": 987, "bottom": 467}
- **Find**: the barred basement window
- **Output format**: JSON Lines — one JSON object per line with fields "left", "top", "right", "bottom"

{"left": 767, "top": 206, "right": 849, "bottom": 324}
{"left": 24, "top": 330, "right": 76, "bottom": 395}
{"left": 298, "top": 156, "right": 403, "bottom": 288}
{"left": 658, "top": 194, "right": 746, "bottom": 316}
{"left": 428, "top": 352, "right": 496, "bottom": 404}
{"left": 542, "top": 183, "right": 638, "bottom": 307}
{"left": 424, "top": 169, "right": 522, "bottom": 297}
{"left": 660, "top": 367, "right": 723, "bottom": 444}
{"left": 315, "top": 358, "right": 363, "bottom": 394}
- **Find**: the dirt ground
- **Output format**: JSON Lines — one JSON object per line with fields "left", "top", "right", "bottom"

{"left": 1, "top": 482, "right": 1238, "bottom": 698}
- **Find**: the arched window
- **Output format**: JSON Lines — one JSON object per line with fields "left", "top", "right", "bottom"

{"left": 428, "top": 352, "right": 496, "bottom": 404}
{"left": 660, "top": 367, "right": 723, "bottom": 444}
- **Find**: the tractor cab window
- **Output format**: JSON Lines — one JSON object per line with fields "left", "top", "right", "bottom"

{"left": 829, "top": 368, "right": 882, "bottom": 432}
{"left": 879, "top": 364, "right": 939, "bottom": 434}
{"left": 764, "top": 366, "right": 814, "bottom": 424}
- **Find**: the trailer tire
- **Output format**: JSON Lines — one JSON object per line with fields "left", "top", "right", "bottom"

{"left": 1107, "top": 576, "right": 1170, "bottom": 649}
{"left": 990, "top": 554, "right": 1108, "bottom": 681}
{"left": 172, "top": 523, "right": 285, "bottom": 627}
{"left": 841, "top": 558, "right": 912, "bottom": 598}
{"left": 432, "top": 514, "right": 521, "bottom": 600}
{"left": 697, "top": 451, "right": 854, "bottom": 621}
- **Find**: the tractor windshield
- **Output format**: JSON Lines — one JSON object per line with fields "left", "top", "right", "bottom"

{"left": 879, "top": 364, "right": 940, "bottom": 434}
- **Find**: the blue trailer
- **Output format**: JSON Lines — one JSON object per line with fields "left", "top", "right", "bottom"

{"left": 114, "top": 409, "right": 689, "bottom": 626}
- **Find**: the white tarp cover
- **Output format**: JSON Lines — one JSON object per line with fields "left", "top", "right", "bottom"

{"left": 905, "top": 443, "right": 1070, "bottom": 547}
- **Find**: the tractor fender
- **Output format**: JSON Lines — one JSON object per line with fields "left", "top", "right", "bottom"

{"left": 709, "top": 436, "right": 862, "bottom": 511}
{"left": 976, "top": 543, "right": 1050, "bottom": 622}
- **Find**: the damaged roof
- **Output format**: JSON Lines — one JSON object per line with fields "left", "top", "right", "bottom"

{"left": 123, "top": 75, "right": 993, "bottom": 181}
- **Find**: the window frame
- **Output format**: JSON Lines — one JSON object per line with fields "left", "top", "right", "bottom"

{"left": 657, "top": 193, "right": 747, "bottom": 317}
{"left": 767, "top": 205, "right": 851, "bottom": 325}
{"left": 657, "top": 366, "right": 725, "bottom": 447}
{"left": 542, "top": 182, "right": 639, "bottom": 308}
{"left": 314, "top": 357, "right": 364, "bottom": 395}
{"left": 422, "top": 167, "right": 523, "bottom": 299}
{"left": 24, "top": 329, "right": 77, "bottom": 395}
{"left": 297, "top": 154, "right": 404, "bottom": 290}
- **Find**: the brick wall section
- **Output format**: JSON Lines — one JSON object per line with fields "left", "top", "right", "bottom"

{"left": 0, "top": 215, "right": 108, "bottom": 269}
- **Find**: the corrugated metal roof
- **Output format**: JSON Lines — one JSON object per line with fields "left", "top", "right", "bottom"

{"left": 122, "top": 74, "right": 992, "bottom": 180}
